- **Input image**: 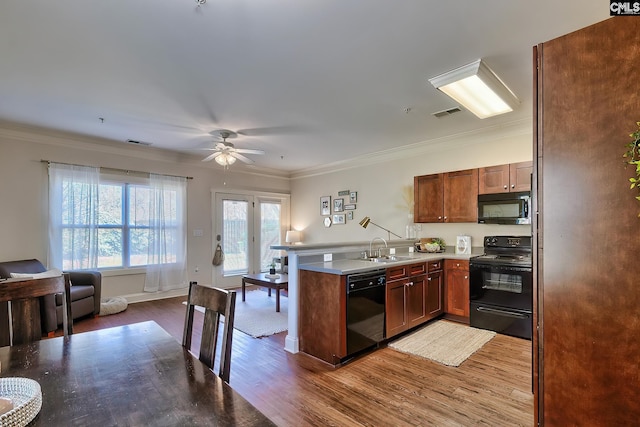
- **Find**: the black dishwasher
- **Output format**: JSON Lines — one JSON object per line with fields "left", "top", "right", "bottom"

{"left": 346, "top": 269, "right": 386, "bottom": 357}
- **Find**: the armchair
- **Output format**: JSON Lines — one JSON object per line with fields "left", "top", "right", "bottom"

{"left": 0, "top": 259, "right": 101, "bottom": 333}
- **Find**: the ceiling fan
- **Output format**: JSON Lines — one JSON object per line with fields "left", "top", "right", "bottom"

{"left": 202, "top": 130, "right": 265, "bottom": 166}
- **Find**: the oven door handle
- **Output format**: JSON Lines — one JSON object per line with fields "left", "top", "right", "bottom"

{"left": 476, "top": 306, "right": 530, "bottom": 319}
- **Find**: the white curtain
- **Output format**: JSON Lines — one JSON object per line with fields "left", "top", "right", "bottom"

{"left": 143, "top": 173, "right": 188, "bottom": 292}
{"left": 48, "top": 163, "right": 100, "bottom": 270}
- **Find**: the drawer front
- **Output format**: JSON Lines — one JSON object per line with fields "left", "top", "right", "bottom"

{"left": 428, "top": 260, "right": 443, "bottom": 272}
{"left": 387, "top": 265, "right": 408, "bottom": 281}
{"left": 409, "top": 262, "right": 427, "bottom": 276}
{"left": 387, "top": 262, "right": 426, "bottom": 280}
{"left": 445, "top": 259, "right": 469, "bottom": 271}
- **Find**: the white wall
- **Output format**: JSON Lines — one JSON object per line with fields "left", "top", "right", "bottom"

{"left": 0, "top": 119, "right": 533, "bottom": 301}
{"left": 0, "top": 125, "right": 290, "bottom": 300}
{"left": 290, "top": 121, "right": 533, "bottom": 249}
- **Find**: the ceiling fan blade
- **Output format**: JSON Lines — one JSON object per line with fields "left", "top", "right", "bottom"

{"left": 233, "top": 148, "right": 265, "bottom": 155}
{"left": 236, "top": 125, "right": 305, "bottom": 137}
{"left": 202, "top": 152, "right": 222, "bottom": 162}
{"left": 232, "top": 153, "right": 255, "bottom": 164}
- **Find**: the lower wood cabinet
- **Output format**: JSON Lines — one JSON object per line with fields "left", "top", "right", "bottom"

{"left": 386, "top": 260, "right": 443, "bottom": 339}
{"left": 444, "top": 259, "right": 470, "bottom": 320}
{"left": 299, "top": 269, "right": 347, "bottom": 365}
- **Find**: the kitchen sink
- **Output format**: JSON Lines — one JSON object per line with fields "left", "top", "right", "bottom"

{"left": 361, "top": 255, "right": 414, "bottom": 263}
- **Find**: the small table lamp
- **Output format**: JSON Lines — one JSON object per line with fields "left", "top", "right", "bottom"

{"left": 285, "top": 230, "right": 302, "bottom": 245}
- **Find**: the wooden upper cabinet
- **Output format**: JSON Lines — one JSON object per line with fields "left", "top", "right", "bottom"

{"left": 414, "top": 173, "right": 444, "bottom": 223}
{"left": 414, "top": 169, "right": 478, "bottom": 223}
{"left": 443, "top": 169, "right": 478, "bottom": 222}
{"left": 479, "top": 161, "right": 532, "bottom": 194}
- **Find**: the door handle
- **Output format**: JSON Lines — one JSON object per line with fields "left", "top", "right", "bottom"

{"left": 476, "top": 306, "right": 529, "bottom": 319}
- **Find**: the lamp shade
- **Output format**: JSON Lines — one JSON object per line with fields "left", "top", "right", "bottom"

{"left": 429, "top": 59, "right": 519, "bottom": 119}
{"left": 285, "top": 230, "right": 302, "bottom": 244}
{"left": 359, "top": 216, "right": 371, "bottom": 228}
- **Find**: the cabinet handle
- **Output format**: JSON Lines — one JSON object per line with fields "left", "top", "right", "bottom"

{"left": 464, "top": 275, "right": 468, "bottom": 279}
{"left": 444, "top": 216, "right": 447, "bottom": 220}
{"left": 438, "top": 216, "right": 442, "bottom": 220}
{"left": 456, "top": 263, "right": 460, "bottom": 267}
{"left": 406, "top": 281, "right": 413, "bottom": 287}
{"left": 503, "top": 185, "right": 508, "bottom": 189}
{"left": 511, "top": 184, "right": 515, "bottom": 189}
{"left": 427, "top": 277, "right": 432, "bottom": 281}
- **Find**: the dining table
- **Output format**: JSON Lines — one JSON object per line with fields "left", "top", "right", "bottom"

{"left": 0, "top": 321, "right": 276, "bottom": 426}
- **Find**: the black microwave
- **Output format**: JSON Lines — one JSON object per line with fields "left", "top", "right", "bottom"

{"left": 478, "top": 192, "right": 531, "bottom": 225}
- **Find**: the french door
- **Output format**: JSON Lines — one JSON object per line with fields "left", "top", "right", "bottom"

{"left": 213, "top": 191, "right": 289, "bottom": 288}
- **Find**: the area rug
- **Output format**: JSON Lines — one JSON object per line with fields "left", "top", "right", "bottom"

{"left": 388, "top": 320, "right": 496, "bottom": 367}
{"left": 183, "top": 289, "right": 288, "bottom": 338}
{"left": 100, "top": 296, "right": 128, "bottom": 316}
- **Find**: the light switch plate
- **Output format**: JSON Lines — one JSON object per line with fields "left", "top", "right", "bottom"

{"left": 323, "top": 253, "right": 332, "bottom": 262}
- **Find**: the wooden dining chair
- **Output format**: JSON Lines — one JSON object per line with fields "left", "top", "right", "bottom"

{"left": 0, "top": 273, "right": 72, "bottom": 345}
{"left": 182, "top": 283, "right": 236, "bottom": 383}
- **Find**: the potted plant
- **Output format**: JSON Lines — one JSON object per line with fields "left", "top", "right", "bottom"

{"left": 624, "top": 121, "right": 640, "bottom": 216}
{"left": 268, "top": 262, "right": 277, "bottom": 275}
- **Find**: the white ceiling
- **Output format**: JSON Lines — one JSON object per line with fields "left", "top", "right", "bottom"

{"left": 0, "top": 1, "right": 608, "bottom": 174}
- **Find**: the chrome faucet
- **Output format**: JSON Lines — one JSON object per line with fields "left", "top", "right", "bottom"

{"left": 369, "top": 237, "right": 388, "bottom": 258}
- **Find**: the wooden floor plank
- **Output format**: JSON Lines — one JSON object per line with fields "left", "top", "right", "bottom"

{"left": 69, "top": 295, "right": 534, "bottom": 426}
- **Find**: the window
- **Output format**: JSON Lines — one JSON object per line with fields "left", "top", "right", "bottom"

{"left": 49, "top": 163, "right": 185, "bottom": 271}
{"left": 91, "top": 182, "right": 179, "bottom": 269}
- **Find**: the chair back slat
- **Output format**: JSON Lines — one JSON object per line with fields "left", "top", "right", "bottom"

{"left": 182, "top": 283, "right": 236, "bottom": 383}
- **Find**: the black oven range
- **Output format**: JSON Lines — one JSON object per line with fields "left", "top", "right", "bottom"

{"left": 469, "top": 235, "right": 532, "bottom": 340}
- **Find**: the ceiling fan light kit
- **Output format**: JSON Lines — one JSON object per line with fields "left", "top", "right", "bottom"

{"left": 429, "top": 59, "right": 519, "bottom": 119}
{"left": 215, "top": 153, "right": 237, "bottom": 166}
{"left": 201, "top": 129, "right": 265, "bottom": 167}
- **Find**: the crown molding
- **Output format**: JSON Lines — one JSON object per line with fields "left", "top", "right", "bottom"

{"left": 289, "top": 118, "right": 531, "bottom": 179}
{"left": 0, "top": 121, "right": 291, "bottom": 180}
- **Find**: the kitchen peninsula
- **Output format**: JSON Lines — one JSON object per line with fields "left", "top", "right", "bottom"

{"left": 272, "top": 240, "right": 482, "bottom": 363}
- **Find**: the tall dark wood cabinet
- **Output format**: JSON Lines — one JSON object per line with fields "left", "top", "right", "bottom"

{"left": 534, "top": 17, "right": 640, "bottom": 426}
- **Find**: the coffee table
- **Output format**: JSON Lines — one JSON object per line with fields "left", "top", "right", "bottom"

{"left": 241, "top": 273, "right": 289, "bottom": 312}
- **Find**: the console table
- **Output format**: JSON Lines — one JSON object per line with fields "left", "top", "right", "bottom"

{"left": 241, "top": 273, "right": 288, "bottom": 312}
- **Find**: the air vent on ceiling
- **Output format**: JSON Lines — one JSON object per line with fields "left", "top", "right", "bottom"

{"left": 125, "top": 139, "right": 152, "bottom": 146}
{"left": 432, "top": 107, "right": 462, "bottom": 118}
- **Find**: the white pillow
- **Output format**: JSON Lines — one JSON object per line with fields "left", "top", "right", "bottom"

{"left": 10, "top": 268, "right": 63, "bottom": 279}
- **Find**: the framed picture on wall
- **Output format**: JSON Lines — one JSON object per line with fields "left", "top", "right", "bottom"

{"left": 333, "top": 214, "right": 346, "bottom": 225}
{"left": 349, "top": 191, "right": 357, "bottom": 203}
{"left": 347, "top": 211, "right": 353, "bottom": 221}
{"left": 333, "top": 198, "right": 344, "bottom": 212}
{"left": 320, "top": 196, "right": 331, "bottom": 215}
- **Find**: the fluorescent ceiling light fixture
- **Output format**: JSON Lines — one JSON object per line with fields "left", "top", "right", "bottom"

{"left": 429, "top": 59, "right": 519, "bottom": 119}
{"left": 214, "top": 153, "right": 237, "bottom": 166}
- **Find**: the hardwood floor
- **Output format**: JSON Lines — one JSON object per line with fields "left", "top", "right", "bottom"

{"left": 73, "top": 296, "right": 534, "bottom": 426}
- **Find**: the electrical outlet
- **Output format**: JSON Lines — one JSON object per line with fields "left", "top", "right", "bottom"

{"left": 323, "top": 253, "right": 332, "bottom": 262}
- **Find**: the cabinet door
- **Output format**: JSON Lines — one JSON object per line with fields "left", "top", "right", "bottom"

{"left": 386, "top": 280, "right": 407, "bottom": 338}
{"left": 443, "top": 169, "right": 478, "bottom": 222}
{"left": 479, "top": 164, "right": 510, "bottom": 194}
{"left": 446, "top": 268, "right": 469, "bottom": 318}
{"left": 509, "top": 161, "right": 533, "bottom": 192}
{"left": 414, "top": 174, "right": 444, "bottom": 223}
{"left": 406, "top": 275, "right": 427, "bottom": 328}
{"left": 426, "top": 270, "right": 443, "bottom": 318}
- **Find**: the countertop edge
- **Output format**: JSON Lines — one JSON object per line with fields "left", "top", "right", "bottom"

{"left": 299, "top": 250, "right": 481, "bottom": 275}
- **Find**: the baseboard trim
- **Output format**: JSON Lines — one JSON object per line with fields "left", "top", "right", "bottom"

{"left": 121, "top": 288, "right": 189, "bottom": 304}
